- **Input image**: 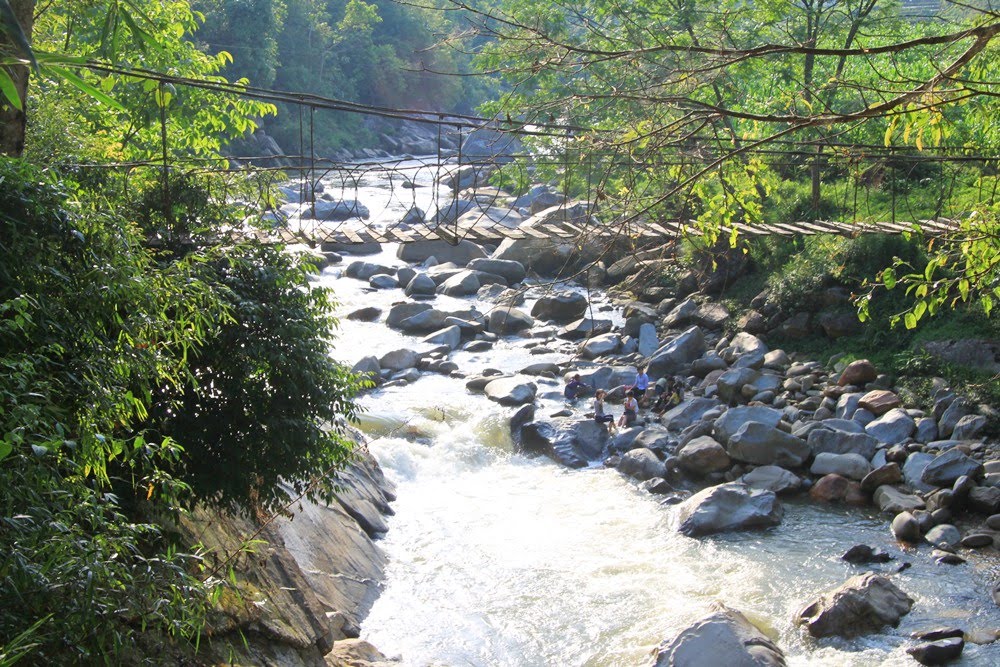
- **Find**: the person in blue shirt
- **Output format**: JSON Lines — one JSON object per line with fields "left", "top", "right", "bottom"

{"left": 631, "top": 365, "right": 651, "bottom": 407}
{"left": 564, "top": 374, "right": 586, "bottom": 401}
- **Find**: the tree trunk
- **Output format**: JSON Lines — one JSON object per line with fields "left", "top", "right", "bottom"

{"left": 0, "top": 0, "right": 36, "bottom": 157}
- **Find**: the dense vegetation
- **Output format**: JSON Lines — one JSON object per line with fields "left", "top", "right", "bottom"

{"left": 1, "top": 0, "right": 367, "bottom": 661}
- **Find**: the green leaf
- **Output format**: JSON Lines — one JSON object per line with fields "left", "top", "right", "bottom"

{"left": 881, "top": 267, "right": 896, "bottom": 290}
{"left": 46, "top": 66, "right": 126, "bottom": 111}
{"left": 958, "top": 278, "right": 970, "bottom": 302}
{"left": 0, "top": 66, "right": 21, "bottom": 109}
{"left": 904, "top": 312, "right": 917, "bottom": 329}
{"left": 0, "top": 438, "right": 12, "bottom": 461}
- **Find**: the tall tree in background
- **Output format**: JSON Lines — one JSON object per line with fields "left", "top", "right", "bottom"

{"left": 0, "top": 0, "right": 35, "bottom": 155}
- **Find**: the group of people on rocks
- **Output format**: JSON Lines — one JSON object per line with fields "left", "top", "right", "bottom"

{"left": 564, "top": 365, "right": 684, "bottom": 432}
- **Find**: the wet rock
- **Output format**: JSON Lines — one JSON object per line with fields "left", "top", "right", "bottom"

{"left": 676, "top": 483, "right": 783, "bottom": 537}
{"left": 795, "top": 572, "right": 914, "bottom": 638}
{"left": 648, "top": 326, "right": 707, "bottom": 377}
{"left": 421, "top": 325, "right": 461, "bottom": 350}
{"left": 618, "top": 448, "right": 667, "bottom": 481}
{"left": 861, "top": 464, "right": 903, "bottom": 494}
{"left": 398, "top": 308, "right": 448, "bottom": 333}
{"left": 740, "top": 466, "right": 802, "bottom": 494}
{"left": 650, "top": 602, "right": 786, "bottom": 667}
{"left": 934, "top": 550, "right": 966, "bottom": 565}
{"left": 487, "top": 307, "right": 534, "bottom": 335}
{"left": 348, "top": 306, "right": 382, "bottom": 322}
{"left": 369, "top": 274, "right": 399, "bottom": 290}
{"left": 345, "top": 261, "right": 393, "bottom": 280}
{"left": 579, "top": 333, "right": 621, "bottom": 359}
{"left": 866, "top": 408, "right": 916, "bottom": 445}
{"left": 484, "top": 376, "right": 537, "bottom": 406}
{"left": 922, "top": 449, "right": 984, "bottom": 488}
{"left": 911, "top": 628, "right": 964, "bottom": 642}
{"left": 530, "top": 292, "right": 589, "bottom": 323}
{"left": 727, "top": 422, "right": 811, "bottom": 468}
{"left": 325, "top": 638, "right": 399, "bottom": 667}
{"left": 404, "top": 273, "right": 437, "bottom": 296}
{"left": 811, "top": 453, "right": 872, "bottom": 481}
{"left": 437, "top": 270, "right": 482, "bottom": 297}
{"left": 839, "top": 359, "right": 878, "bottom": 387}
{"left": 520, "top": 419, "right": 609, "bottom": 468}
{"left": 557, "top": 317, "right": 613, "bottom": 341}
{"left": 809, "top": 474, "right": 864, "bottom": 505}
{"left": 841, "top": 544, "right": 893, "bottom": 564}
{"left": 398, "top": 239, "right": 486, "bottom": 265}
{"left": 892, "top": 511, "right": 923, "bottom": 543}
{"left": 924, "top": 524, "right": 961, "bottom": 549}
{"left": 643, "top": 478, "right": 677, "bottom": 495}
{"left": 875, "top": 486, "right": 926, "bottom": 514}
{"left": 378, "top": 348, "right": 419, "bottom": 372}
{"left": 960, "top": 533, "right": 994, "bottom": 548}
{"left": 467, "top": 257, "right": 526, "bottom": 285}
{"left": 677, "top": 436, "right": 731, "bottom": 476}
{"left": 906, "top": 637, "right": 964, "bottom": 665}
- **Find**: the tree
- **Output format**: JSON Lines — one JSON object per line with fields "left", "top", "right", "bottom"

{"left": 0, "top": 0, "right": 35, "bottom": 155}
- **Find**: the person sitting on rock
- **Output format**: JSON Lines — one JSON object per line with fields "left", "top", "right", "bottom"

{"left": 618, "top": 392, "right": 639, "bottom": 428}
{"left": 592, "top": 390, "right": 615, "bottom": 430}
{"left": 564, "top": 374, "right": 587, "bottom": 402}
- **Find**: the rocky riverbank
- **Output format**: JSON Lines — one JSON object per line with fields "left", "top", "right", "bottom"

{"left": 317, "top": 209, "right": 999, "bottom": 664}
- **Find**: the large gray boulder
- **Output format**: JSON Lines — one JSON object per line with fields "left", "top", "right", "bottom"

{"left": 865, "top": 408, "right": 915, "bottom": 445}
{"left": 921, "top": 449, "right": 984, "bottom": 487}
{"left": 580, "top": 333, "right": 620, "bottom": 359}
{"left": 558, "top": 318, "right": 613, "bottom": 341}
{"left": 484, "top": 377, "right": 537, "bottom": 406}
{"left": 663, "top": 398, "right": 725, "bottom": 432}
{"left": 677, "top": 436, "right": 732, "bottom": 476}
{"left": 397, "top": 240, "right": 486, "bottom": 265}
{"left": 650, "top": 602, "right": 786, "bottom": 667}
{"left": 487, "top": 307, "right": 534, "bottom": 335}
{"left": 491, "top": 202, "right": 599, "bottom": 275}
{"left": 810, "top": 453, "right": 872, "bottom": 481}
{"left": 902, "top": 452, "right": 936, "bottom": 494}
{"left": 714, "top": 406, "right": 784, "bottom": 444}
{"left": 437, "top": 270, "right": 482, "bottom": 297}
{"left": 795, "top": 572, "right": 914, "bottom": 638}
{"left": 741, "top": 466, "right": 803, "bottom": 494}
{"left": 520, "top": 419, "right": 608, "bottom": 468}
{"left": 467, "top": 258, "right": 526, "bottom": 284}
{"left": 648, "top": 326, "right": 706, "bottom": 376}
{"left": 717, "top": 367, "right": 761, "bottom": 405}
{"left": 311, "top": 199, "right": 369, "bottom": 221}
{"left": 345, "top": 261, "right": 393, "bottom": 280}
{"left": 727, "top": 423, "right": 811, "bottom": 468}
{"left": 676, "top": 483, "right": 783, "bottom": 537}
{"left": 530, "top": 292, "right": 589, "bottom": 322}
{"left": 807, "top": 428, "right": 878, "bottom": 460}
{"left": 386, "top": 302, "right": 431, "bottom": 328}
{"left": 378, "top": 348, "right": 420, "bottom": 372}
{"left": 421, "top": 325, "right": 461, "bottom": 350}
{"left": 874, "top": 486, "right": 926, "bottom": 514}
{"left": 618, "top": 448, "right": 667, "bottom": 481}
{"left": 405, "top": 273, "right": 437, "bottom": 296}
{"left": 398, "top": 308, "right": 449, "bottom": 333}
{"left": 637, "top": 323, "right": 659, "bottom": 358}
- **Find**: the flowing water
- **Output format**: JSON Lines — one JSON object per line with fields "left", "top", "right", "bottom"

{"left": 308, "top": 160, "right": 1000, "bottom": 666}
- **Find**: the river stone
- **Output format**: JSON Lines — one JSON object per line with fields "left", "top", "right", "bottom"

{"left": 914, "top": 417, "right": 940, "bottom": 444}
{"left": 619, "top": 448, "right": 667, "bottom": 481}
{"left": 397, "top": 239, "right": 486, "bottom": 265}
{"left": 713, "top": 405, "right": 784, "bottom": 444}
{"left": 961, "top": 533, "right": 995, "bottom": 548}
{"left": 488, "top": 307, "right": 534, "bottom": 335}
{"left": 839, "top": 359, "right": 878, "bottom": 387}
{"left": 968, "top": 486, "right": 1000, "bottom": 514}
{"left": 345, "top": 261, "right": 393, "bottom": 281}
{"left": 796, "top": 572, "right": 913, "bottom": 638}
{"left": 398, "top": 308, "right": 448, "bottom": 333}
{"left": 727, "top": 422, "right": 811, "bottom": 468}
{"left": 717, "top": 367, "right": 761, "bottom": 405}
{"left": 859, "top": 390, "right": 902, "bottom": 416}
{"left": 405, "top": 273, "right": 437, "bottom": 296}
{"left": 386, "top": 302, "right": 431, "bottom": 328}
{"left": 367, "top": 274, "right": 397, "bottom": 290}
{"left": 677, "top": 436, "right": 731, "bottom": 476}
{"left": 630, "top": 427, "right": 674, "bottom": 454}
{"left": 638, "top": 323, "right": 658, "bottom": 358}
{"left": 521, "top": 420, "right": 609, "bottom": 468}
{"left": 421, "top": 325, "right": 461, "bottom": 350}
{"left": 692, "top": 302, "right": 730, "bottom": 330}
{"left": 952, "top": 414, "right": 987, "bottom": 441}
{"left": 875, "top": 486, "right": 926, "bottom": 514}
{"left": 722, "top": 332, "right": 768, "bottom": 365}
{"left": 924, "top": 524, "right": 962, "bottom": 549}
{"left": 907, "top": 637, "right": 965, "bottom": 666}
{"left": 530, "top": 292, "right": 588, "bottom": 323}
{"left": 437, "top": 270, "right": 482, "bottom": 297}
{"left": 807, "top": 428, "right": 878, "bottom": 460}
{"left": 891, "top": 511, "right": 923, "bottom": 542}
{"left": 938, "top": 398, "right": 971, "bottom": 439}
{"left": 662, "top": 397, "right": 724, "bottom": 433}
{"left": 861, "top": 463, "right": 903, "bottom": 494}
{"left": 740, "top": 466, "right": 802, "bottom": 494}
{"left": 378, "top": 348, "right": 419, "bottom": 372}
{"left": 922, "top": 449, "right": 984, "bottom": 488}
{"left": 676, "top": 483, "right": 783, "bottom": 537}
{"left": 351, "top": 356, "right": 380, "bottom": 382}
{"left": 809, "top": 474, "right": 865, "bottom": 505}
{"left": 691, "top": 351, "right": 728, "bottom": 377}
{"left": 650, "top": 602, "right": 786, "bottom": 667}
{"left": 580, "top": 333, "right": 621, "bottom": 359}
{"left": 866, "top": 408, "right": 915, "bottom": 445}
{"left": 467, "top": 257, "right": 525, "bottom": 285}
{"left": 903, "top": 452, "right": 937, "bottom": 493}
{"left": 841, "top": 545, "right": 893, "bottom": 564}
{"left": 311, "top": 199, "right": 369, "bottom": 221}
{"left": 648, "top": 326, "right": 707, "bottom": 377}
{"left": 811, "top": 453, "right": 872, "bottom": 481}
{"left": 835, "top": 393, "right": 864, "bottom": 420}
{"left": 347, "top": 306, "right": 381, "bottom": 322}
{"left": 662, "top": 298, "right": 698, "bottom": 328}
{"left": 484, "top": 377, "right": 537, "bottom": 406}
{"left": 558, "top": 317, "right": 613, "bottom": 341}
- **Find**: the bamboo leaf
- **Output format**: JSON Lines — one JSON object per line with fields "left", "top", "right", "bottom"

{"left": 0, "top": 66, "right": 21, "bottom": 109}
{"left": 46, "top": 66, "right": 126, "bottom": 111}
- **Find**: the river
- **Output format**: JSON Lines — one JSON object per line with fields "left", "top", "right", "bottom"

{"left": 302, "top": 158, "right": 1000, "bottom": 665}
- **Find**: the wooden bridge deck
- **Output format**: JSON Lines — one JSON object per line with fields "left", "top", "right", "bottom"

{"left": 269, "top": 216, "right": 961, "bottom": 246}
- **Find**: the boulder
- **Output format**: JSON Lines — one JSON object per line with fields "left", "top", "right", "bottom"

{"left": 637, "top": 323, "right": 659, "bottom": 358}
{"left": 487, "top": 307, "right": 534, "bottom": 335}
{"left": 924, "top": 524, "right": 962, "bottom": 549}
{"left": 378, "top": 348, "right": 420, "bottom": 372}
{"left": 938, "top": 397, "right": 971, "bottom": 438}
{"left": 386, "top": 302, "right": 432, "bottom": 328}
{"left": 838, "top": 359, "right": 878, "bottom": 387}
{"left": 662, "top": 398, "right": 725, "bottom": 432}
{"left": 648, "top": 326, "right": 707, "bottom": 377}
{"left": 874, "top": 486, "right": 926, "bottom": 514}
{"left": 580, "top": 333, "right": 621, "bottom": 359}
{"left": 891, "top": 510, "right": 923, "bottom": 542}
{"left": 865, "top": 408, "right": 915, "bottom": 445}
{"left": 484, "top": 377, "right": 537, "bottom": 406}
{"left": 713, "top": 406, "right": 784, "bottom": 444}
{"left": 693, "top": 302, "right": 730, "bottom": 330}
{"left": 467, "top": 257, "right": 526, "bottom": 284}
{"left": 810, "top": 453, "right": 872, "bottom": 481}
{"left": 951, "top": 414, "right": 987, "bottom": 441}
{"left": 727, "top": 422, "right": 811, "bottom": 468}
{"left": 618, "top": 448, "right": 667, "bottom": 481}
{"left": 662, "top": 298, "right": 698, "bottom": 328}
{"left": 347, "top": 306, "right": 381, "bottom": 322}
{"left": 717, "top": 367, "right": 761, "bottom": 405}
{"left": 398, "top": 308, "right": 448, "bottom": 333}
{"left": 345, "top": 261, "right": 394, "bottom": 281}
{"left": 437, "top": 270, "right": 482, "bottom": 297}
{"left": 676, "top": 483, "right": 783, "bottom": 537}
{"left": 902, "top": 452, "right": 936, "bottom": 494}
{"left": 809, "top": 474, "right": 864, "bottom": 504}
{"left": 968, "top": 486, "right": 1000, "bottom": 514}
{"left": 795, "top": 572, "right": 914, "bottom": 638}
{"left": 921, "top": 449, "right": 984, "bottom": 488}
{"left": 397, "top": 240, "right": 486, "bottom": 265}
{"left": 520, "top": 420, "right": 608, "bottom": 468}
{"left": 861, "top": 463, "right": 903, "bottom": 494}
{"left": 677, "top": 436, "right": 732, "bottom": 476}
{"left": 807, "top": 428, "right": 878, "bottom": 460}
{"left": 368, "top": 274, "right": 398, "bottom": 290}
{"left": 740, "top": 466, "right": 803, "bottom": 494}
{"left": 404, "top": 273, "right": 437, "bottom": 296}
{"left": 530, "top": 292, "right": 589, "bottom": 322}
{"left": 649, "top": 602, "right": 786, "bottom": 667}
{"left": 858, "top": 390, "right": 902, "bottom": 416}
{"left": 421, "top": 325, "right": 461, "bottom": 350}
{"left": 906, "top": 637, "right": 965, "bottom": 666}
{"left": 312, "top": 199, "right": 369, "bottom": 221}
